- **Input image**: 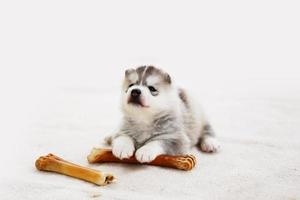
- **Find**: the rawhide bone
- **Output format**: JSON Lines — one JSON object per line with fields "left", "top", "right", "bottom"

{"left": 35, "top": 153, "right": 114, "bottom": 186}
{"left": 87, "top": 148, "right": 196, "bottom": 171}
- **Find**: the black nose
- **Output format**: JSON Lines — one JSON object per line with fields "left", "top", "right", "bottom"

{"left": 131, "top": 89, "right": 141, "bottom": 97}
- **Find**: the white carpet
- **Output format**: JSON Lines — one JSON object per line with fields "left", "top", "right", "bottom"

{"left": 1, "top": 82, "right": 300, "bottom": 200}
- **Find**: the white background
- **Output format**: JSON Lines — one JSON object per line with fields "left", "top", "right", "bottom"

{"left": 0, "top": 1, "right": 299, "bottom": 199}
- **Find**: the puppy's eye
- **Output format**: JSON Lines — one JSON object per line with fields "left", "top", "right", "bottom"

{"left": 148, "top": 86, "right": 157, "bottom": 92}
{"left": 128, "top": 84, "right": 134, "bottom": 88}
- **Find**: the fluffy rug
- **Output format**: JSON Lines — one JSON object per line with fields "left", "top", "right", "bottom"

{"left": 1, "top": 81, "right": 299, "bottom": 200}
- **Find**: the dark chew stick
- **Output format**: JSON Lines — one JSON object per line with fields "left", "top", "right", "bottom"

{"left": 87, "top": 148, "right": 196, "bottom": 171}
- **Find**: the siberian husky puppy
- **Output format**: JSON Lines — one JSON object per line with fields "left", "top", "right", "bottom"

{"left": 106, "top": 66, "right": 220, "bottom": 163}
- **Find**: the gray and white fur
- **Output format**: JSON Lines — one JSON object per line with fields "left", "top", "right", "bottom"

{"left": 107, "top": 66, "right": 220, "bottom": 163}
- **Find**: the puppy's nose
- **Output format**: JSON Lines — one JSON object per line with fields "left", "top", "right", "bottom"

{"left": 131, "top": 89, "right": 141, "bottom": 97}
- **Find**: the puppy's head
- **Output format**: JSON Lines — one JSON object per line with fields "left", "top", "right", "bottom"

{"left": 121, "top": 66, "right": 176, "bottom": 117}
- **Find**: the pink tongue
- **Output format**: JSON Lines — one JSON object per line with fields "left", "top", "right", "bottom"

{"left": 140, "top": 97, "right": 149, "bottom": 107}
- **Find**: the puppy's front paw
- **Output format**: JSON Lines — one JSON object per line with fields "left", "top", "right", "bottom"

{"left": 200, "top": 137, "right": 220, "bottom": 153}
{"left": 135, "top": 143, "right": 163, "bottom": 163}
{"left": 112, "top": 145, "right": 135, "bottom": 160}
{"left": 112, "top": 136, "right": 135, "bottom": 159}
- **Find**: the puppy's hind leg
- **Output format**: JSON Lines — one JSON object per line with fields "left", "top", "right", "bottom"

{"left": 104, "top": 135, "right": 113, "bottom": 146}
{"left": 198, "top": 124, "right": 220, "bottom": 153}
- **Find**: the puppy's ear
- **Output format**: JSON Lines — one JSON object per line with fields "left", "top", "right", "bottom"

{"left": 125, "top": 68, "right": 135, "bottom": 78}
{"left": 124, "top": 68, "right": 138, "bottom": 83}
{"left": 164, "top": 73, "right": 172, "bottom": 84}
